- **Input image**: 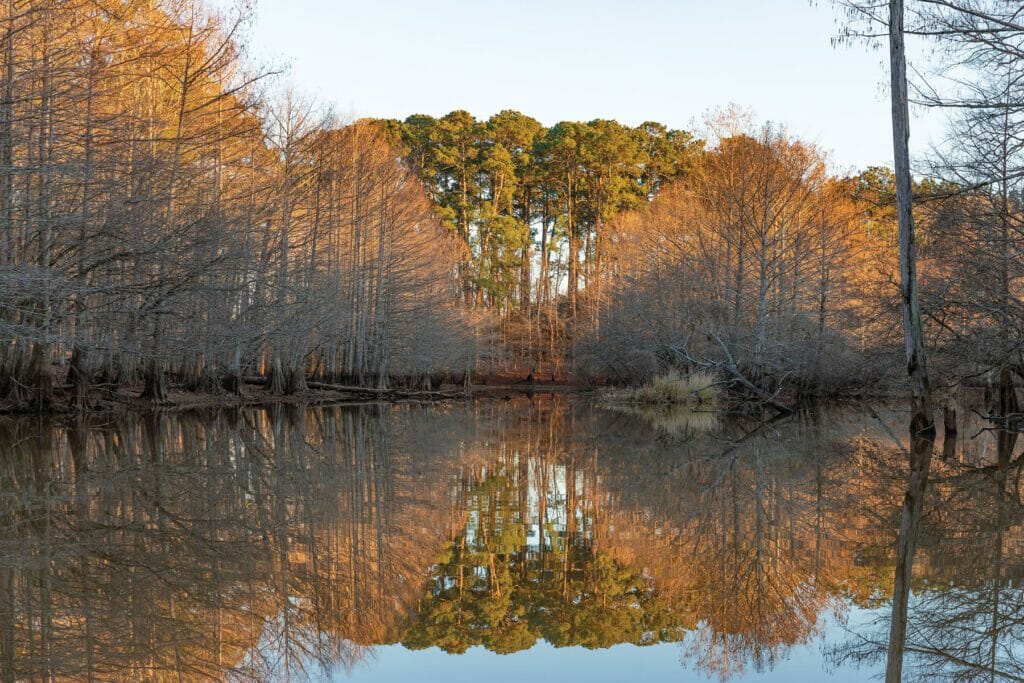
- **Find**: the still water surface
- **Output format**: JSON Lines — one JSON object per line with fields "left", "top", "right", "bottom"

{"left": 0, "top": 396, "right": 1020, "bottom": 681}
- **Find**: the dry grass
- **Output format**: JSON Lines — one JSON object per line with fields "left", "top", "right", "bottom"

{"left": 600, "top": 370, "right": 720, "bottom": 434}
{"left": 616, "top": 403, "right": 719, "bottom": 434}
{"left": 605, "top": 370, "right": 720, "bottom": 408}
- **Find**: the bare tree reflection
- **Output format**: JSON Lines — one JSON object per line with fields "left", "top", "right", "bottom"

{"left": 0, "top": 405, "right": 471, "bottom": 681}
{"left": 1, "top": 399, "right": 1020, "bottom": 682}
{"left": 832, "top": 420, "right": 1024, "bottom": 682}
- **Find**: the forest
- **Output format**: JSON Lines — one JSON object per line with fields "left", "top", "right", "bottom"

{"left": 5, "top": 2, "right": 1024, "bottom": 683}
{"left": 0, "top": 0, "right": 1022, "bottom": 421}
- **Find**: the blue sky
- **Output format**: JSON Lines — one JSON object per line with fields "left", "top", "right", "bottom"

{"left": 233, "top": 0, "right": 944, "bottom": 173}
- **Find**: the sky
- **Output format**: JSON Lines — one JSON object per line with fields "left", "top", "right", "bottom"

{"left": 231, "top": 0, "right": 946, "bottom": 173}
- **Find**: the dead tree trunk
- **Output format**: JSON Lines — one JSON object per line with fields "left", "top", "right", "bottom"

{"left": 890, "top": 0, "right": 934, "bottom": 436}
{"left": 886, "top": 2, "right": 937, "bottom": 681}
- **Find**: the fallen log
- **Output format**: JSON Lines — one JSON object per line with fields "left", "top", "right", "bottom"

{"left": 693, "top": 334, "right": 795, "bottom": 415}
{"left": 719, "top": 363, "right": 794, "bottom": 415}
{"left": 304, "top": 381, "right": 384, "bottom": 394}
{"left": 304, "top": 381, "right": 463, "bottom": 399}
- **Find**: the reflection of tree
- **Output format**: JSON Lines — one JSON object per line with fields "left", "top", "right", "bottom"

{"left": 831, "top": 427, "right": 1024, "bottom": 682}
{"left": 587, "top": 410, "right": 888, "bottom": 680}
{"left": 0, "top": 405, "right": 469, "bottom": 680}
{"left": 400, "top": 463, "right": 689, "bottom": 655}
{"left": 3, "top": 397, "right": 1019, "bottom": 682}
{"left": 398, "top": 402, "right": 906, "bottom": 681}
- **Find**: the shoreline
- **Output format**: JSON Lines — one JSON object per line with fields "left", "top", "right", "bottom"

{"left": 0, "top": 381, "right": 593, "bottom": 418}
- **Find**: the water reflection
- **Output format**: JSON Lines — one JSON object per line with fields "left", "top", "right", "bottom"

{"left": 0, "top": 398, "right": 1020, "bottom": 681}
{"left": 833, "top": 420, "right": 1024, "bottom": 682}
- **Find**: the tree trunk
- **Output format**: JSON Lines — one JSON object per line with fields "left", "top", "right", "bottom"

{"left": 141, "top": 358, "right": 169, "bottom": 404}
{"left": 267, "top": 355, "right": 285, "bottom": 395}
{"left": 69, "top": 345, "right": 90, "bottom": 409}
{"left": 224, "top": 342, "right": 243, "bottom": 395}
{"left": 889, "top": 0, "right": 934, "bottom": 435}
{"left": 29, "top": 342, "right": 52, "bottom": 410}
{"left": 886, "top": 3, "right": 937, "bottom": 680}
{"left": 284, "top": 361, "right": 307, "bottom": 395}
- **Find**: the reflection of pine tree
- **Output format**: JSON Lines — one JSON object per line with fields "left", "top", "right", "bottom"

{"left": 5, "top": 397, "right": 1020, "bottom": 681}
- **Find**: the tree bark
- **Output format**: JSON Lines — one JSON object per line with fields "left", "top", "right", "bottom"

{"left": 889, "top": 0, "right": 934, "bottom": 434}
{"left": 886, "top": 3, "right": 937, "bottom": 680}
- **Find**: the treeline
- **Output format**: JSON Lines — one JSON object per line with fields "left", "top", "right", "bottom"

{"left": 376, "top": 109, "right": 909, "bottom": 395}
{"left": 579, "top": 116, "right": 1024, "bottom": 401}
{"left": 0, "top": 0, "right": 475, "bottom": 411}
{"left": 372, "top": 111, "right": 702, "bottom": 366}
{"left": 576, "top": 0, "right": 1024, "bottom": 404}
{"left": 389, "top": 105, "right": 1022, "bottom": 406}
{"left": 7, "top": 0, "right": 1021, "bottom": 412}
{"left": 580, "top": 125, "right": 891, "bottom": 394}
{"left": 376, "top": 74, "right": 1024, "bottom": 406}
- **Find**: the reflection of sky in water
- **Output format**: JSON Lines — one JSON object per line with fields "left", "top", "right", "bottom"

{"left": 342, "top": 609, "right": 886, "bottom": 682}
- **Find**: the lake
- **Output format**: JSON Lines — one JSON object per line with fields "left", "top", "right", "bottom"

{"left": 0, "top": 396, "right": 1019, "bottom": 681}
